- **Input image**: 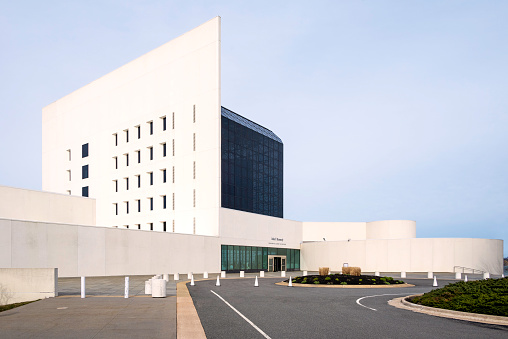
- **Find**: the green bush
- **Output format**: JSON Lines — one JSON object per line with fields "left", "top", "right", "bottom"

{"left": 325, "top": 277, "right": 331, "bottom": 281}
{"left": 340, "top": 282, "right": 347, "bottom": 285}
{"left": 412, "top": 278, "right": 508, "bottom": 316}
{"left": 313, "top": 281, "right": 320, "bottom": 284}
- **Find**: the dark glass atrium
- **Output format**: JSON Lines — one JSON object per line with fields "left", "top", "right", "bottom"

{"left": 221, "top": 107, "right": 283, "bottom": 218}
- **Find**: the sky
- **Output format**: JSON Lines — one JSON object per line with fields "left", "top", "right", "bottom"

{"left": 1, "top": 1, "right": 507, "bottom": 256}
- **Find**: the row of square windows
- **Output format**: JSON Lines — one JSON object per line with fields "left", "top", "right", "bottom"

{"left": 113, "top": 106, "right": 197, "bottom": 146}
{"left": 115, "top": 219, "right": 196, "bottom": 234}
{"left": 113, "top": 190, "right": 196, "bottom": 214}
{"left": 67, "top": 163, "right": 196, "bottom": 185}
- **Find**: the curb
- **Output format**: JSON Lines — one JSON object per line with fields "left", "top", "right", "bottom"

{"left": 176, "top": 280, "right": 206, "bottom": 339}
{"left": 389, "top": 295, "right": 508, "bottom": 326}
{"left": 275, "top": 281, "right": 414, "bottom": 288}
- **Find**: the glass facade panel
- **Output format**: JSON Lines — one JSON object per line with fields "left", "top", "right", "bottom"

{"left": 220, "top": 245, "right": 300, "bottom": 272}
{"left": 221, "top": 107, "right": 283, "bottom": 218}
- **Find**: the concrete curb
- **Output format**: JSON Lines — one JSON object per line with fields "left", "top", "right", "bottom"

{"left": 276, "top": 281, "right": 415, "bottom": 288}
{"left": 176, "top": 280, "right": 206, "bottom": 339}
{"left": 389, "top": 294, "right": 508, "bottom": 326}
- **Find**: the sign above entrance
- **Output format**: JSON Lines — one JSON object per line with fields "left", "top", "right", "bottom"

{"left": 269, "top": 237, "right": 285, "bottom": 246}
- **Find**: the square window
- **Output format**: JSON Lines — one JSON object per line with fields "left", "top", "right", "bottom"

{"left": 162, "top": 116, "right": 167, "bottom": 131}
{"left": 82, "top": 186, "right": 89, "bottom": 197}
{"left": 149, "top": 172, "right": 153, "bottom": 185}
{"left": 149, "top": 121, "right": 153, "bottom": 135}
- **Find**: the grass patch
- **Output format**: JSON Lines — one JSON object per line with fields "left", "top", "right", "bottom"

{"left": 288, "top": 274, "right": 404, "bottom": 285}
{"left": 0, "top": 299, "right": 39, "bottom": 313}
{"left": 411, "top": 277, "right": 508, "bottom": 316}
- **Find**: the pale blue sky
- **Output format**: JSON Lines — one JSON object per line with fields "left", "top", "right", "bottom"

{"left": 1, "top": 1, "right": 507, "bottom": 255}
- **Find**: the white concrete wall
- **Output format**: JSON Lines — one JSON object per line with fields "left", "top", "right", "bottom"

{"left": 300, "top": 238, "right": 504, "bottom": 275}
{"left": 0, "top": 186, "right": 95, "bottom": 226}
{"left": 302, "top": 222, "right": 367, "bottom": 241}
{"left": 0, "top": 218, "right": 220, "bottom": 277}
{"left": 219, "top": 208, "right": 302, "bottom": 249}
{"left": 42, "top": 17, "right": 221, "bottom": 236}
{"left": 0, "top": 268, "right": 58, "bottom": 305}
{"left": 366, "top": 220, "right": 416, "bottom": 239}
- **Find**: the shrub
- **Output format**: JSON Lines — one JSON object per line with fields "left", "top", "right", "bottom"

{"left": 319, "top": 267, "right": 330, "bottom": 276}
{"left": 340, "top": 282, "right": 347, "bottom": 285}
{"left": 342, "top": 267, "right": 361, "bottom": 276}
{"left": 313, "top": 277, "right": 319, "bottom": 282}
{"left": 325, "top": 277, "right": 331, "bottom": 281}
{"left": 313, "top": 281, "right": 320, "bottom": 284}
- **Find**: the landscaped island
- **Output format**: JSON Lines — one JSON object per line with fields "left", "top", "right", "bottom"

{"left": 411, "top": 277, "right": 508, "bottom": 317}
{"left": 287, "top": 274, "right": 405, "bottom": 285}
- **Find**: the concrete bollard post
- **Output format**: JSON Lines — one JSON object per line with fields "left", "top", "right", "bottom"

{"left": 203, "top": 272, "right": 208, "bottom": 279}
{"left": 81, "top": 276, "right": 86, "bottom": 299}
{"left": 163, "top": 274, "right": 169, "bottom": 282}
{"left": 464, "top": 275, "right": 468, "bottom": 282}
{"left": 190, "top": 275, "right": 195, "bottom": 286}
{"left": 240, "top": 271, "right": 245, "bottom": 278}
{"left": 260, "top": 271, "right": 265, "bottom": 277}
{"left": 427, "top": 272, "right": 433, "bottom": 279}
{"left": 187, "top": 272, "right": 192, "bottom": 279}
{"left": 288, "top": 276, "right": 292, "bottom": 287}
{"left": 174, "top": 273, "right": 179, "bottom": 281}
{"left": 221, "top": 271, "right": 226, "bottom": 278}
{"left": 375, "top": 271, "right": 380, "bottom": 277}
{"left": 145, "top": 280, "right": 152, "bottom": 294}
{"left": 151, "top": 279, "right": 167, "bottom": 298}
{"left": 303, "top": 271, "right": 308, "bottom": 276}
{"left": 216, "top": 276, "right": 221, "bottom": 286}
{"left": 433, "top": 276, "right": 438, "bottom": 287}
{"left": 254, "top": 276, "right": 259, "bottom": 287}
{"left": 281, "top": 271, "right": 286, "bottom": 277}
{"left": 124, "top": 277, "right": 129, "bottom": 298}
{"left": 401, "top": 271, "right": 406, "bottom": 278}
{"left": 483, "top": 272, "right": 490, "bottom": 279}
{"left": 455, "top": 272, "right": 461, "bottom": 280}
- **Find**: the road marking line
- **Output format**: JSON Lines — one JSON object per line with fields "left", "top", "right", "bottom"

{"left": 356, "top": 294, "right": 408, "bottom": 311}
{"left": 211, "top": 290, "right": 272, "bottom": 339}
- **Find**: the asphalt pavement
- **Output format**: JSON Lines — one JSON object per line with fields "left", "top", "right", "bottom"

{"left": 188, "top": 277, "right": 508, "bottom": 339}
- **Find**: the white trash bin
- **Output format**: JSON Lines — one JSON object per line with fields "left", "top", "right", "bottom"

{"left": 151, "top": 279, "right": 167, "bottom": 298}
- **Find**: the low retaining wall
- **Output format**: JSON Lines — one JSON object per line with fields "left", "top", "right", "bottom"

{"left": 0, "top": 268, "right": 58, "bottom": 305}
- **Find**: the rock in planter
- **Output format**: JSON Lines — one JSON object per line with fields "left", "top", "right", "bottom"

{"left": 319, "top": 267, "right": 330, "bottom": 276}
{"left": 342, "top": 267, "right": 361, "bottom": 276}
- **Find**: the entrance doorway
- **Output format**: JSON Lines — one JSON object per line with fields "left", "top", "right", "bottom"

{"left": 268, "top": 255, "right": 286, "bottom": 272}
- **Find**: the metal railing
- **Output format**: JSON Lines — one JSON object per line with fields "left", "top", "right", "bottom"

{"left": 453, "top": 266, "right": 485, "bottom": 274}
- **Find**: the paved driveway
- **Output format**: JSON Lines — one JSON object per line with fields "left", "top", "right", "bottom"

{"left": 188, "top": 277, "right": 508, "bottom": 339}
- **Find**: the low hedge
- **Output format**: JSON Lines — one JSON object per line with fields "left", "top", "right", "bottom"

{"left": 411, "top": 277, "right": 508, "bottom": 316}
{"left": 288, "top": 274, "right": 404, "bottom": 285}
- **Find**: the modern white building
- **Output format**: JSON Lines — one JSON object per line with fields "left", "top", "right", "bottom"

{"left": 0, "top": 17, "right": 503, "bottom": 277}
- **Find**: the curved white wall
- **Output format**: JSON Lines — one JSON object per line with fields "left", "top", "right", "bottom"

{"left": 366, "top": 220, "right": 416, "bottom": 240}
{"left": 300, "top": 238, "right": 503, "bottom": 275}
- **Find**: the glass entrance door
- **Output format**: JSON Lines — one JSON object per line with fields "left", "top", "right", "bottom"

{"left": 268, "top": 257, "right": 274, "bottom": 272}
{"left": 268, "top": 255, "right": 287, "bottom": 272}
{"left": 281, "top": 257, "right": 286, "bottom": 271}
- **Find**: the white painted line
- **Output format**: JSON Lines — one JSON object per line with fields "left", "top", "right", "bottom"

{"left": 356, "top": 294, "right": 408, "bottom": 311}
{"left": 211, "top": 290, "right": 272, "bottom": 339}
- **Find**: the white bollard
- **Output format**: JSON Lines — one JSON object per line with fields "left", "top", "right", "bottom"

{"left": 281, "top": 271, "right": 286, "bottom": 277}
{"left": 81, "top": 276, "right": 86, "bottom": 299}
{"left": 502, "top": 274, "right": 505, "bottom": 278}
{"left": 240, "top": 271, "right": 245, "bottom": 278}
{"left": 260, "top": 271, "right": 265, "bottom": 277}
{"left": 190, "top": 274, "right": 195, "bottom": 286}
{"left": 288, "top": 276, "right": 292, "bottom": 287}
{"left": 145, "top": 280, "right": 152, "bottom": 294}
{"left": 221, "top": 271, "right": 226, "bottom": 278}
{"left": 427, "top": 272, "right": 433, "bottom": 279}
{"left": 375, "top": 271, "right": 380, "bottom": 277}
{"left": 124, "top": 277, "right": 129, "bottom": 298}
{"left": 464, "top": 275, "right": 468, "bottom": 282}
{"left": 163, "top": 274, "right": 169, "bottom": 282}
{"left": 483, "top": 272, "right": 490, "bottom": 279}
{"left": 203, "top": 272, "right": 208, "bottom": 279}
{"left": 151, "top": 279, "right": 167, "bottom": 298}
{"left": 455, "top": 272, "right": 461, "bottom": 280}
{"left": 254, "top": 276, "right": 259, "bottom": 287}
{"left": 216, "top": 275, "right": 221, "bottom": 286}
{"left": 303, "top": 271, "right": 308, "bottom": 276}
{"left": 174, "top": 273, "right": 179, "bottom": 281}
{"left": 187, "top": 272, "right": 192, "bottom": 279}
{"left": 433, "top": 276, "right": 438, "bottom": 287}
{"left": 401, "top": 271, "right": 406, "bottom": 278}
